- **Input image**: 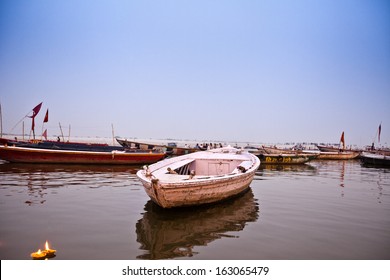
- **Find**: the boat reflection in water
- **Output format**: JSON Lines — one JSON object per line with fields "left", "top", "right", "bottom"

{"left": 135, "top": 188, "right": 259, "bottom": 259}
{"left": 256, "top": 163, "right": 317, "bottom": 178}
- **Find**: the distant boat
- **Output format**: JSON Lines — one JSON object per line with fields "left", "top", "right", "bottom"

{"left": 0, "top": 145, "right": 166, "bottom": 165}
{"left": 312, "top": 150, "right": 360, "bottom": 160}
{"left": 136, "top": 146, "right": 260, "bottom": 208}
{"left": 0, "top": 137, "right": 124, "bottom": 152}
{"left": 360, "top": 152, "right": 390, "bottom": 167}
{"left": 316, "top": 144, "right": 361, "bottom": 153}
{"left": 261, "top": 145, "right": 316, "bottom": 155}
{"left": 116, "top": 137, "right": 204, "bottom": 156}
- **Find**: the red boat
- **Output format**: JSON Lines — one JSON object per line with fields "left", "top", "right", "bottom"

{"left": 0, "top": 145, "right": 166, "bottom": 165}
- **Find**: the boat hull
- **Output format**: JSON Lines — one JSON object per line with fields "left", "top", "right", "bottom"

{"left": 0, "top": 145, "right": 165, "bottom": 165}
{"left": 360, "top": 152, "right": 390, "bottom": 167}
{"left": 316, "top": 151, "right": 360, "bottom": 160}
{"left": 138, "top": 170, "right": 256, "bottom": 208}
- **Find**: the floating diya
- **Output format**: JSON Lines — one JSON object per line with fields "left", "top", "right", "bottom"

{"left": 30, "top": 240, "right": 57, "bottom": 260}
{"left": 30, "top": 249, "right": 47, "bottom": 260}
{"left": 43, "top": 240, "right": 56, "bottom": 257}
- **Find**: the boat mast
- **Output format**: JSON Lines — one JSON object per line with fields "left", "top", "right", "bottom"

{"left": 0, "top": 101, "right": 2, "bottom": 138}
{"left": 111, "top": 123, "right": 115, "bottom": 145}
{"left": 59, "top": 122, "right": 65, "bottom": 142}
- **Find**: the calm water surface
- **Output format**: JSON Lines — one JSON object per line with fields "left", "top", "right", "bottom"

{"left": 0, "top": 160, "right": 389, "bottom": 260}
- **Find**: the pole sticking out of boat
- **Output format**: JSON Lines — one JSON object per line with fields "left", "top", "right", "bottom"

{"left": 59, "top": 122, "right": 65, "bottom": 142}
{"left": 0, "top": 101, "right": 2, "bottom": 138}
{"left": 111, "top": 123, "right": 115, "bottom": 146}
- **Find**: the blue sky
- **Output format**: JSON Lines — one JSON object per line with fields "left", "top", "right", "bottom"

{"left": 1, "top": 0, "right": 389, "bottom": 146}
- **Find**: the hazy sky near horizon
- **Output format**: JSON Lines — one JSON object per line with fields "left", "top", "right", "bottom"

{"left": 1, "top": 0, "right": 389, "bottom": 146}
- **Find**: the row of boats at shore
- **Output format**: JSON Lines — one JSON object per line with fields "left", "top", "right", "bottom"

{"left": 1, "top": 136, "right": 389, "bottom": 166}
{"left": 1, "top": 136, "right": 389, "bottom": 209}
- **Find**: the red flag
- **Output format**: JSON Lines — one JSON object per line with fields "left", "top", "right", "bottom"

{"left": 340, "top": 131, "right": 345, "bottom": 149}
{"left": 42, "top": 129, "right": 48, "bottom": 140}
{"left": 378, "top": 124, "right": 381, "bottom": 143}
{"left": 43, "top": 109, "right": 49, "bottom": 123}
{"left": 29, "top": 102, "right": 43, "bottom": 118}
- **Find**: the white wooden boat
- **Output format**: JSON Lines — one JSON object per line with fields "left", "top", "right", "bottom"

{"left": 136, "top": 146, "right": 260, "bottom": 208}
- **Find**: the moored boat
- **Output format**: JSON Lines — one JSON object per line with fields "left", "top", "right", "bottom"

{"left": 360, "top": 152, "right": 390, "bottom": 167}
{"left": 0, "top": 145, "right": 166, "bottom": 165}
{"left": 0, "top": 137, "right": 124, "bottom": 152}
{"left": 316, "top": 144, "right": 361, "bottom": 153}
{"left": 314, "top": 150, "right": 360, "bottom": 160}
{"left": 116, "top": 137, "right": 202, "bottom": 156}
{"left": 136, "top": 146, "right": 260, "bottom": 208}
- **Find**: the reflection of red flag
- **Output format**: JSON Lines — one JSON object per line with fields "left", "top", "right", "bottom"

{"left": 378, "top": 124, "right": 381, "bottom": 143}
{"left": 29, "top": 102, "right": 43, "bottom": 118}
{"left": 42, "top": 129, "right": 47, "bottom": 140}
{"left": 43, "top": 109, "right": 49, "bottom": 123}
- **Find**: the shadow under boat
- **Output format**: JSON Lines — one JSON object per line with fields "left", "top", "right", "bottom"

{"left": 135, "top": 188, "right": 259, "bottom": 259}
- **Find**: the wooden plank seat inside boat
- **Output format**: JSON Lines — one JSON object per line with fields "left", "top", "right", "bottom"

{"left": 152, "top": 157, "right": 253, "bottom": 182}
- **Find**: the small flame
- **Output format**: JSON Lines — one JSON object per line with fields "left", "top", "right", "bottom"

{"left": 45, "top": 241, "right": 50, "bottom": 250}
{"left": 37, "top": 249, "right": 42, "bottom": 254}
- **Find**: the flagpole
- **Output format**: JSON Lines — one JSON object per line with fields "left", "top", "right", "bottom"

{"left": 59, "top": 122, "right": 64, "bottom": 142}
{"left": 112, "top": 123, "right": 115, "bottom": 145}
{"left": 0, "top": 101, "right": 3, "bottom": 138}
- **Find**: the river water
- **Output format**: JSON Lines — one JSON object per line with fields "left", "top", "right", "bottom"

{"left": 0, "top": 159, "right": 389, "bottom": 260}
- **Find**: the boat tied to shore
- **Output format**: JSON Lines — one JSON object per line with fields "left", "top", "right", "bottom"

{"left": 136, "top": 146, "right": 260, "bottom": 208}
{"left": 0, "top": 145, "right": 166, "bottom": 165}
{"left": 360, "top": 152, "right": 390, "bottom": 167}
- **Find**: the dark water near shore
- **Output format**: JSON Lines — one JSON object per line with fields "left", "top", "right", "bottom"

{"left": 0, "top": 160, "right": 389, "bottom": 260}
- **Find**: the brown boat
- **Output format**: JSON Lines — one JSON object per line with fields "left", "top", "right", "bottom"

{"left": 0, "top": 145, "right": 166, "bottom": 165}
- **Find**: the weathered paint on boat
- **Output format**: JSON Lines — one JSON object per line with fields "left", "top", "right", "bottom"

{"left": 136, "top": 146, "right": 260, "bottom": 208}
{"left": 316, "top": 151, "right": 360, "bottom": 160}
{"left": 0, "top": 145, "right": 165, "bottom": 165}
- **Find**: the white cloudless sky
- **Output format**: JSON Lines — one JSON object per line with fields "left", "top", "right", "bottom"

{"left": 1, "top": 0, "right": 389, "bottom": 146}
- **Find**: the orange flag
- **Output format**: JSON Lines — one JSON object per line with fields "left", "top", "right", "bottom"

{"left": 42, "top": 129, "right": 48, "bottom": 140}
{"left": 340, "top": 131, "right": 345, "bottom": 149}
